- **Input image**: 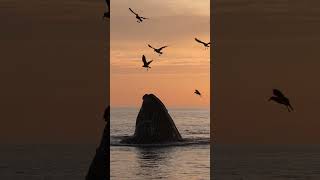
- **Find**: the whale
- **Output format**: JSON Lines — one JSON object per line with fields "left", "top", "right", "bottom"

{"left": 121, "top": 94, "right": 183, "bottom": 144}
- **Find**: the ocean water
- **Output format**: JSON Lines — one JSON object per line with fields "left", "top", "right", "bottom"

{"left": 214, "top": 145, "right": 320, "bottom": 180}
{"left": 0, "top": 144, "right": 95, "bottom": 180}
{"left": 1, "top": 136, "right": 320, "bottom": 179}
{"left": 110, "top": 107, "right": 210, "bottom": 180}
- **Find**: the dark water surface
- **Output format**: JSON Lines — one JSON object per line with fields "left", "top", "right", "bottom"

{"left": 0, "top": 144, "right": 95, "bottom": 180}
{"left": 214, "top": 145, "right": 320, "bottom": 180}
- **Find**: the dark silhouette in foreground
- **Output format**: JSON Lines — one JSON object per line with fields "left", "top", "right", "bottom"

{"left": 269, "top": 89, "right": 294, "bottom": 112}
{"left": 103, "top": 0, "right": 110, "bottom": 19}
{"left": 142, "top": 55, "right": 153, "bottom": 70}
{"left": 195, "top": 38, "right": 210, "bottom": 48}
{"left": 121, "top": 94, "right": 183, "bottom": 144}
{"left": 86, "top": 106, "right": 110, "bottom": 180}
{"left": 129, "top": 8, "right": 148, "bottom": 23}
{"left": 103, "top": 12, "right": 110, "bottom": 19}
{"left": 194, "top": 89, "right": 202, "bottom": 97}
{"left": 148, "top": 44, "right": 168, "bottom": 56}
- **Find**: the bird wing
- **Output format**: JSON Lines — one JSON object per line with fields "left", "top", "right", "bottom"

{"left": 195, "top": 38, "right": 205, "bottom": 44}
{"left": 273, "top": 89, "right": 285, "bottom": 98}
{"left": 147, "top": 60, "right": 153, "bottom": 65}
{"left": 141, "top": 17, "right": 148, "bottom": 19}
{"left": 129, "top": 8, "right": 137, "bottom": 15}
{"left": 148, "top": 44, "right": 155, "bottom": 49}
{"left": 195, "top": 90, "right": 200, "bottom": 94}
{"left": 159, "top": 46, "right": 168, "bottom": 50}
{"left": 142, "top": 55, "right": 147, "bottom": 64}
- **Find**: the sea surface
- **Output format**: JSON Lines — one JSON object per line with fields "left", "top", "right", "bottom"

{"left": 1, "top": 110, "right": 320, "bottom": 179}
{"left": 0, "top": 144, "right": 95, "bottom": 180}
{"left": 110, "top": 107, "right": 210, "bottom": 180}
{"left": 1, "top": 138, "right": 320, "bottom": 179}
{"left": 214, "top": 145, "right": 320, "bottom": 180}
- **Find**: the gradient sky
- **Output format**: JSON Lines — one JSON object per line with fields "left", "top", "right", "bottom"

{"left": 1, "top": 0, "right": 319, "bottom": 145}
{"left": 214, "top": 0, "right": 320, "bottom": 144}
{"left": 111, "top": 0, "right": 210, "bottom": 108}
{"left": 0, "top": 0, "right": 108, "bottom": 143}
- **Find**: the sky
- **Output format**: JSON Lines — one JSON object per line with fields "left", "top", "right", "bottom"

{"left": 3, "top": 0, "right": 318, "bottom": 145}
{"left": 0, "top": 0, "right": 108, "bottom": 144}
{"left": 0, "top": 0, "right": 208, "bottom": 144}
{"left": 214, "top": 0, "right": 320, "bottom": 144}
{"left": 110, "top": 0, "right": 210, "bottom": 108}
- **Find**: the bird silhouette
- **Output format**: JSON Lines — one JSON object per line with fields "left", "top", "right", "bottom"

{"left": 142, "top": 55, "right": 153, "bottom": 70}
{"left": 195, "top": 38, "right": 210, "bottom": 49}
{"left": 148, "top": 44, "right": 168, "bottom": 56}
{"left": 103, "top": 0, "right": 110, "bottom": 19}
{"left": 129, "top": 8, "right": 148, "bottom": 23}
{"left": 269, "top": 89, "right": 294, "bottom": 112}
{"left": 194, "top": 89, "right": 202, "bottom": 97}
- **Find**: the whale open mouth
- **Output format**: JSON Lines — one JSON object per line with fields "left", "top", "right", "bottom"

{"left": 120, "top": 94, "right": 183, "bottom": 144}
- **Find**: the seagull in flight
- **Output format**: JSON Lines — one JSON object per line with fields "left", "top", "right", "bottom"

{"left": 269, "top": 89, "right": 294, "bottom": 112}
{"left": 194, "top": 89, "right": 202, "bottom": 97}
{"left": 195, "top": 38, "right": 210, "bottom": 49}
{"left": 129, "top": 8, "right": 148, "bottom": 23}
{"left": 142, "top": 55, "right": 153, "bottom": 70}
{"left": 103, "top": 0, "right": 110, "bottom": 19}
{"left": 148, "top": 44, "right": 168, "bottom": 56}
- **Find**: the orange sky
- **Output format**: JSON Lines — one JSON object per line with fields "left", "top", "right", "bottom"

{"left": 0, "top": 0, "right": 109, "bottom": 144}
{"left": 214, "top": 0, "right": 320, "bottom": 144}
{"left": 111, "top": 0, "right": 210, "bottom": 108}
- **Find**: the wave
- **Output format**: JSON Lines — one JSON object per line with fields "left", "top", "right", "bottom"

{"left": 110, "top": 136, "right": 210, "bottom": 147}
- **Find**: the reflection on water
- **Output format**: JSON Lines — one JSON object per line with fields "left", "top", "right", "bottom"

{"left": 135, "top": 147, "right": 172, "bottom": 178}
{"left": 111, "top": 145, "right": 210, "bottom": 180}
